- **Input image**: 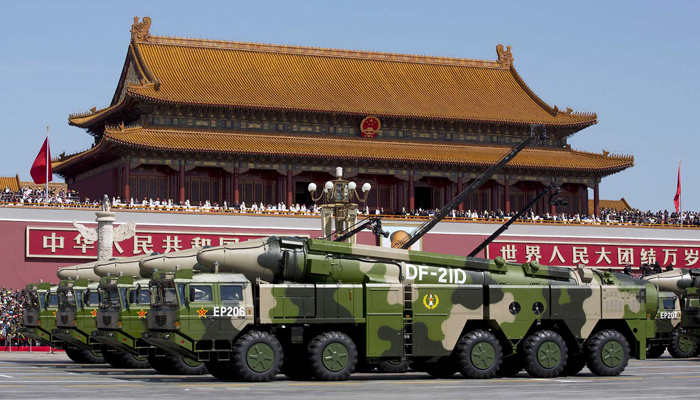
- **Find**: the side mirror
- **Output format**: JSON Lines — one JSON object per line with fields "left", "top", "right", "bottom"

{"left": 84, "top": 289, "right": 91, "bottom": 307}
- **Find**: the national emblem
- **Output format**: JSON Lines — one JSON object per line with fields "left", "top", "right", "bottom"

{"left": 360, "top": 116, "right": 381, "bottom": 138}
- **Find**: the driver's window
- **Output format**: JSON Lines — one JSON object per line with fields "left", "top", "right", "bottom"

{"left": 220, "top": 286, "right": 243, "bottom": 302}
{"left": 189, "top": 285, "right": 213, "bottom": 302}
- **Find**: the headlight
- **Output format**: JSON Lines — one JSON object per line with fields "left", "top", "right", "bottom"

{"left": 117, "top": 322, "right": 123, "bottom": 329}
{"left": 72, "top": 320, "right": 78, "bottom": 326}
{"left": 37, "top": 320, "right": 41, "bottom": 326}
{"left": 174, "top": 321, "right": 181, "bottom": 329}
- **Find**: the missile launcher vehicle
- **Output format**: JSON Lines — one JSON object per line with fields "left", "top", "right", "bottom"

{"left": 19, "top": 283, "right": 58, "bottom": 347}
{"left": 645, "top": 269, "right": 700, "bottom": 352}
{"left": 51, "top": 278, "right": 105, "bottom": 363}
{"left": 646, "top": 291, "right": 697, "bottom": 358}
{"left": 142, "top": 237, "right": 659, "bottom": 382}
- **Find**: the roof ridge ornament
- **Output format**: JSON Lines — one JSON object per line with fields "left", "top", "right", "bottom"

{"left": 131, "top": 16, "right": 152, "bottom": 42}
{"left": 496, "top": 44, "right": 513, "bottom": 68}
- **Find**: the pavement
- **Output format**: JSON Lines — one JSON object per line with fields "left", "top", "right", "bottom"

{"left": 1, "top": 352, "right": 699, "bottom": 400}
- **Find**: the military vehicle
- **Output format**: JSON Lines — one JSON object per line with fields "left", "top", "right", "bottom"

{"left": 90, "top": 252, "right": 208, "bottom": 372}
{"left": 51, "top": 278, "right": 105, "bottom": 363}
{"left": 645, "top": 269, "right": 700, "bottom": 352}
{"left": 646, "top": 291, "right": 697, "bottom": 358}
{"left": 19, "top": 283, "right": 58, "bottom": 347}
{"left": 141, "top": 236, "right": 659, "bottom": 382}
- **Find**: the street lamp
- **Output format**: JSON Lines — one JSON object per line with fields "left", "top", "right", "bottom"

{"left": 308, "top": 167, "right": 372, "bottom": 242}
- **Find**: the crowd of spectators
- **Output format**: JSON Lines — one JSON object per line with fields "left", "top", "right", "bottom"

{"left": 2, "top": 190, "right": 698, "bottom": 227}
{"left": 1, "top": 186, "right": 80, "bottom": 205}
{"left": 0, "top": 287, "right": 25, "bottom": 348}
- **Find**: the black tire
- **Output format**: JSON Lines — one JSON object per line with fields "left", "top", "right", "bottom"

{"left": 455, "top": 330, "right": 503, "bottom": 379}
{"left": 307, "top": 331, "right": 357, "bottom": 381}
{"left": 354, "top": 358, "right": 377, "bottom": 373}
{"left": 694, "top": 346, "right": 700, "bottom": 357}
{"left": 586, "top": 329, "right": 630, "bottom": 376}
{"left": 560, "top": 352, "right": 587, "bottom": 376}
{"left": 425, "top": 358, "right": 458, "bottom": 378}
{"left": 103, "top": 350, "right": 151, "bottom": 369}
{"left": 378, "top": 360, "right": 410, "bottom": 373}
{"left": 230, "top": 331, "right": 283, "bottom": 382}
{"left": 496, "top": 354, "right": 524, "bottom": 377}
{"left": 646, "top": 343, "right": 666, "bottom": 359}
{"left": 65, "top": 348, "right": 105, "bottom": 364}
{"left": 668, "top": 329, "right": 697, "bottom": 358}
{"left": 147, "top": 355, "right": 171, "bottom": 374}
{"left": 523, "top": 330, "right": 568, "bottom": 378}
{"left": 204, "top": 360, "right": 234, "bottom": 380}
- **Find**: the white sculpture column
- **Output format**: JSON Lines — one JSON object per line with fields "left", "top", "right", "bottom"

{"left": 73, "top": 194, "right": 136, "bottom": 261}
{"left": 95, "top": 208, "right": 116, "bottom": 261}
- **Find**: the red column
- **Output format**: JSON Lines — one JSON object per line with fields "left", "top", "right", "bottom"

{"left": 233, "top": 168, "right": 240, "bottom": 204}
{"left": 179, "top": 165, "right": 185, "bottom": 204}
{"left": 123, "top": 163, "right": 130, "bottom": 200}
{"left": 594, "top": 180, "right": 600, "bottom": 217}
{"left": 408, "top": 175, "right": 415, "bottom": 211}
{"left": 504, "top": 179, "right": 510, "bottom": 214}
{"left": 549, "top": 186, "right": 556, "bottom": 215}
{"left": 457, "top": 178, "right": 463, "bottom": 212}
{"left": 286, "top": 169, "right": 293, "bottom": 207}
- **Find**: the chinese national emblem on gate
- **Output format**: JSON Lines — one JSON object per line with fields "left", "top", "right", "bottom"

{"left": 360, "top": 116, "right": 381, "bottom": 138}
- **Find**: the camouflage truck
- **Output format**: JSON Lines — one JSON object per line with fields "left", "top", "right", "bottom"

{"left": 143, "top": 237, "right": 659, "bottom": 382}
{"left": 645, "top": 269, "right": 700, "bottom": 353}
{"left": 93, "top": 274, "right": 207, "bottom": 374}
{"left": 646, "top": 291, "right": 697, "bottom": 358}
{"left": 52, "top": 279, "right": 105, "bottom": 363}
{"left": 19, "top": 283, "right": 58, "bottom": 347}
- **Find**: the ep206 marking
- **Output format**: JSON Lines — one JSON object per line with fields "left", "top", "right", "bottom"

{"left": 213, "top": 306, "right": 246, "bottom": 317}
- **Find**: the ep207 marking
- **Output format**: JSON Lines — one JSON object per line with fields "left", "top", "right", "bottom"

{"left": 213, "top": 306, "right": 246, "bottom": 317}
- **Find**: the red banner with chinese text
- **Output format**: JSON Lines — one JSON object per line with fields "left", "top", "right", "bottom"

{"left": 487, "top": 241, "right": 699, "bottom": 268}
{"left": 26, "top": 227, "right": 289, "bottom": 260}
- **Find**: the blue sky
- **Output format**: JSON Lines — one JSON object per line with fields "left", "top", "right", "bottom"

{"left": 1, "top": 1, "right": 697, "bottom": 211}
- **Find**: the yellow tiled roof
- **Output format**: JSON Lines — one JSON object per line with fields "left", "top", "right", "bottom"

{"left": 0, "top": 175, "right": 20, "bottom": 192}
{"left": 70, "top": 19, "right": 597, "bottom": 128}
{"left": 91, "top": 126, "right": 632, "bottom": 174}
{"left": 589, "top": 198, "right": 632, "bottom": 211}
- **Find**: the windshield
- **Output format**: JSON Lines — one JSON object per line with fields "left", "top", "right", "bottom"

{"left": 25, "top": 291, "right": 40, "bottom": 311}
{"left": 57, "top": 288, "right": 77, "bottom": 311}
{"left": 47, "top": 293, "right": 58, "bottom": 308}
{"left": 150, "top": 281, "right": 178, "bottom": 309}
{"left": 100, "top": 287, "right": 122, "bottom": 311}
{"left": 686, "top": 295, "right": 700, "bottom": 310}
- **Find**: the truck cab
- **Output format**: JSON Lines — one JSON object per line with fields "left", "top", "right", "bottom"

{"left": 647, "top": 291, "right": 697, "bottom": 358}
{"left": 19, "top": 283, "right": 57, "bottom": 347}
{"left": 52, "top": 279, "right": 105, "bottom": 363}
{"left": 681, "top": 288, "right": 700, "bottom": 344}
{"left": 92, "top": 275, "right": 152, "bottom": 368}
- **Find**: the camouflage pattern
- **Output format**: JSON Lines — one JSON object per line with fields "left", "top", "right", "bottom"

{"left": 19, "top": 283, "right": 58, "bottom": 347}
{"left": 93, "top": 275, "right": 152, "bottom": 356}
{"left": 51, "top": 279, "right": 101, "bottom": 352}
{"left": 142, "top": 236, "right": 660, "bottom": 380}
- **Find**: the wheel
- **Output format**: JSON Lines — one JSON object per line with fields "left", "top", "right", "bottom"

{"left": 560, "top": 352, "right": 587, "bottom": 376}
{"left": 230, "top": 331, "right": 283, "bottom": 382}
{"left": 586, "top": 329, "right": 630, "bottom": 376}
{"left": 103, "top": 350, "right": 150, "bottom": 369}
{"left": 668, "top": 329, "right": 697, "bottom": 358}
{"left": 455, "top": 330, "right": 503, "bottom": 379}
{"left": 147, "top": 355, "right": 171, "bottom": 373}
{"left": 378, "top": 360, "right": 410, "bottom": 373}
{"left": 64, "top": 348, "right": 105, "bottom": 364}
{"left": 354, "top": 358, "right": 377, "bottom": 373}
{"left": 694, "top": 346, "right": 700, "bottom": 357}
{"left": 646, "top": 343, "right": 666, "bottom": 359}
{"left": 496, "top": 354, "right": 524, "bottom": 377}
{"left": 523, "top": 330, "right": 568, "bottom": 378}
{"left": 204, "top": 360, "right": 234, "bottom": 380}
{"left": 307, "top": 331, "right": 357, "bottom": 381}
{"left": 425, "top": 358, "right": 458, "bottom": 378}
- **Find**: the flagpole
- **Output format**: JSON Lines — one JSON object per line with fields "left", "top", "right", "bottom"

{"left": 46, "top": 126, "right": 49, "bottom": 205}
{"left": 679, "top": 159, "right": 682, "bottom": 227}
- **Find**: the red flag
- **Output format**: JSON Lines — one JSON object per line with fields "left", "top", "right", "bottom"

{"left": 673, "top": 162, "right": 681, "bottom": 212}
{"left": 30, "top": 137, "right": 52, "bottom": 184}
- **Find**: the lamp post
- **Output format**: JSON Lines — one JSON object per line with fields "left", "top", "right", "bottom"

{"left": 308, "top": 167, "right": 371, "bottom": 243}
